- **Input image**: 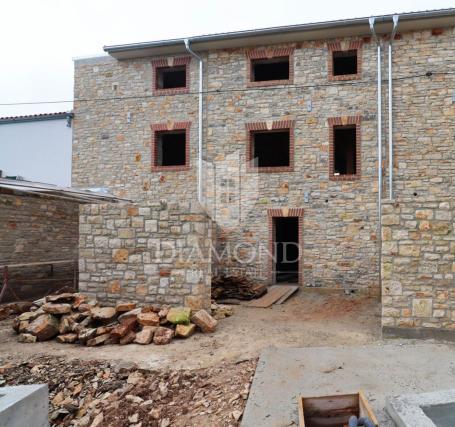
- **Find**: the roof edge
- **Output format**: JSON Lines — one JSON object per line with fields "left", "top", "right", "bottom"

{"left": 0, "top": 112, "right": 74, "bottom": 125}
{"left": 104, "top": 8, "right": 455, "bottom": 58}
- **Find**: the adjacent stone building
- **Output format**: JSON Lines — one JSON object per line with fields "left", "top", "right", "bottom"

{"left": 73, "top": 10, "right": 455, "bottom": 335}
{"left": 0, "top": 187, "right": 78, "bottom": 301}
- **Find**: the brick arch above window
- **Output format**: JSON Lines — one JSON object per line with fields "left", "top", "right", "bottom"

{"left": 152, "top": 56, "right": 191, "bottom": 96}
{"left": 327, "top": 40, "right": 362, "bottom": 81}
{"left": 328, "top": 115, "right": 362, "bottom": 181}
{"left": 151, "top": 121, "right": 191, "bottom": 171}
{"left": 246, "top": 47, "right": 295, "bottom": 87}
{"left": 246, "top": 120, "right": 295, "bottom": 172}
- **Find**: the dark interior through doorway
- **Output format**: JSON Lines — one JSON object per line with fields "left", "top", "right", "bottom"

{"left": 274, "top": 217, "right": 299, "bottom": 283}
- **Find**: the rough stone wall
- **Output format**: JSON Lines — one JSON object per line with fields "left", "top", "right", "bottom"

{"left": 78, "top": 201, "right": 212, "bottom": 309}
{"left": 204, "top": 40, "right": 379, "bottom": 293}
{"left": 72, "top": 56, "right": 199, "bottom": 202}
{"left": 382, "top": 199, "right": 454, "bottom": 331}
{"left": 72, "top": 27, "right": 454, "bottom": 297}
{"left": 0, "top": 193, "right": 79, "bottom": 300}
{"left": 0, "top": 193, "right": 79, "bottom": 264}
{"left": 380, "top": 27, "right": 455, "bottom": 334}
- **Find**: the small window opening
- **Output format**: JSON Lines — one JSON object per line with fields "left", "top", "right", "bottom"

{"left": 333, "top": 126, "right": 357, "bottom": 175}
{"left": 252, "top": 130, "right": 290, "bottom": 168}
{"left": 332, "top": 50, "right": 358, "bottom": 76}
{"left": 156, "top": 66, "right": 186, "bottom": 89}
{"left": 275, "top": 217, "right": 299, "bottom": 283}
{"left": 156, "top": 131, "right": 186, "bottom": 166}
{"left": 251, "top": 57, "right": 289, "bottom": 82}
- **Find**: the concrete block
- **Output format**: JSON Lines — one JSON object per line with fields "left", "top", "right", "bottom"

{"left": 0, "top": 384, "right": 48, "bottom": 427}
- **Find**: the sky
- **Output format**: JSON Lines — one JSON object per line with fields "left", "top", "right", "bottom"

{"left": 0, "top": 0, "right": 454, "bottom": 117}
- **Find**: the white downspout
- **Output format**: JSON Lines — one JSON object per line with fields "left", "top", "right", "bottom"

{"left": 369, "top": 17, "right": 382, "bottom": 292}
{"left": 184, "top": 39, "right": 203, "bottom": 204}
{"left": 388, "top": 15, "right": 399, "bottom": 200}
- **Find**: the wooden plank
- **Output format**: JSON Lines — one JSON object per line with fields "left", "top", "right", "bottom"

{"left": 299, "top": 392, "right": 379, "bottom": 427}
{"left": 0, "top": 259, "right": 75, "bottom": 269}
{"left": 247, "top": 285, "right": 294, "bottom": 308}
{"left": 359, "top": 390, "right": 379, "bottom": 426}
{"left": 275, "top": 286, "right": 299, "bottom": 304}
{"left": 298, "top": 396, "right": 306, "bottom": 427}
{"left": 302, "top": 394, "right": 358, "bottom": 415}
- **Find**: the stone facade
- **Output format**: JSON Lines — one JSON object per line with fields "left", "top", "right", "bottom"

{"left": 0, "top": 193, "right": 79, "bottom": 264}
{"left": 78, "top": 201, "right": 212, "bottom": 309}
{"left": 0, "top": 193, "right": 79, "bottom": 300}
{"left": 73, "top": 25, "right": 454, "bottom": 307}
{"left": 379, "top": 26, "right": 455, "bottom": 336}
{"left": 382, "top": 200, "right": 454, "bottom": 334}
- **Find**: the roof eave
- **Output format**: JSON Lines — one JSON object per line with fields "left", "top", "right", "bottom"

{"left": 104, "top": 9, "right": 455, "bottom": 60}
{"left": 0, "top": 112, "right": 74, "bottom": 125}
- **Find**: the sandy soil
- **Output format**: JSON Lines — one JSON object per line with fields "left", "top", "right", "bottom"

{"left": 0, "top": 289, "right": 381, "bottom": 370}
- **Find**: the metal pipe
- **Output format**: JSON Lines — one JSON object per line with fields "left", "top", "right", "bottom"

{"left": 184, "top": 38, "right": 203, "bottom": 204}
{"left": 388, "top": 15, "right": 399, "bottom": 200}
{"left": 369, "top": 17, "right": 382, "bottom": 292}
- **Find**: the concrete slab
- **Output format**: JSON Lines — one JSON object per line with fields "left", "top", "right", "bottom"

{"left": 386, "top": 389, "right": 455, "bottom": 427}
{"left": 0, "top": 384, "right": 48, "bottom": 427}
{"left": 242, "top": 342, "right": 455, "bottom": 427}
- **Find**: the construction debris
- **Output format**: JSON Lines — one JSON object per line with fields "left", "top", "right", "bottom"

{"left": 11, "top": 292, "right": 221, "bottom": 347}
{"left": 211, "top": 275, "right": 267, "bottom": 301}
{"left": 247, "top": 285, "right": 299, "bottom": 308}
{"left": 211, "top": 302, "right": 234, "bottom": 320}
{"left": 0, "top": 354, "right": 256, "bottom": 427}
{"left": 0, "top": 301, "right": 33, "bottom": 320}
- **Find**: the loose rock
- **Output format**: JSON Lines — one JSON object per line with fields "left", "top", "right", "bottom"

{"left": 56, "top": 333, "right": 78, "bottom": 344}
{"left": 191, "top": 309, "right": 218, "bottom": 333}
{"left": 134, "top": 327, "right": 156, "bottom": 345}
{"left": 42, "top": 303, "right": 72, "bottom": 315}
{"left": 137, "top": 312, "right": 160, "bottom": 327}
{"left": 91, "top": 307, "right": 116, "bottom": 321}
{"left": 175, "top": 323, "right": 196, "bottom": 338}
{"left": 153, "top": 327, "right": 174, "bottom": 345}
{"left": 115, "top": 302, "right": 136, "bottom": 312}
{"left": 27, "top": 314, "right": 59, "bottom": 341}
{"left": 17, "top": 333, "right": 37, "bottom": 343}
{"left": 166, "top": 307, "right": 191, "bottom": 325}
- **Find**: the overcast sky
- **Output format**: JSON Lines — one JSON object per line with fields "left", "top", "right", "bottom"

{"left": 1, "top": 0, "right": 453, "bottom": 117}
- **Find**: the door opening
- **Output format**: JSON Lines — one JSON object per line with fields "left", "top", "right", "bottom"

{"left": 274, "top": 217, "right": 299, "bottom": 283}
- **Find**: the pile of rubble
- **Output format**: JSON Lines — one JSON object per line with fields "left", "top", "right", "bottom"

{"left": 0, "top": 301, "right": 34, "bottom": 320}
{"left": 0, "top": 354, "right": 256, "bottom": 427}
{"left": 212, "top": 275, "right": 267, "bottom": 301}
{"left": 11, "top": 292, "right": 228, "bottom": 346}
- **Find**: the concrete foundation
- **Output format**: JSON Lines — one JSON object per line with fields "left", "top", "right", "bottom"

{"left": 0, "top": 384, "right": 48, "bottom": 427}
{"left": 241, "top": 343, "right": 455, "bottom": 427}
{"left": 386, "top": 389, "right": 455, "bottom": 427}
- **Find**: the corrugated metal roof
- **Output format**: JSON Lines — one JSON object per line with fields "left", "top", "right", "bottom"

{"left": 0, "top": 178, "right": 130, "bottom": 204}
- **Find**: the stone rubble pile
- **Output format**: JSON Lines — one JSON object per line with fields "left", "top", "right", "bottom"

{"left": 12, "top": 292, "right": 231, "bottom": 346}
{"left": 0, "top": 355, "right": 255, "bottom": 427}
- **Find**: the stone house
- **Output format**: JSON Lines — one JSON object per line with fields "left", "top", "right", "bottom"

{"left": 73, "top": 9, "right": 455, "bottom": 339}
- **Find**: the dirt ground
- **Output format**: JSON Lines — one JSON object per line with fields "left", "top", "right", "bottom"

{"left": 0, "top": 289, "right": 381, "bottom": 426}
{"left": 0, "top": 289, "right": 381, "bottom": 370}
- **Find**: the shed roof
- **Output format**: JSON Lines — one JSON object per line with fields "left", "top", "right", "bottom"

{"left": 0, "top": 178, "right": 129, "bottom": 204}
{"left": 0, "top": 112, "right": 73, "bottom": 125}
